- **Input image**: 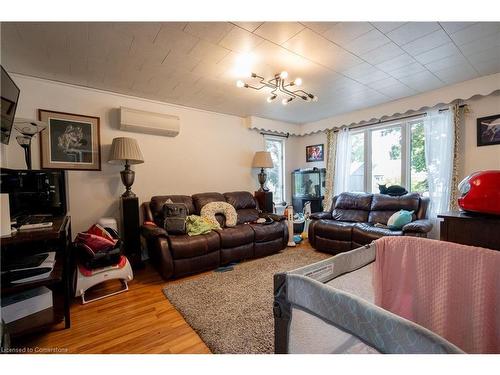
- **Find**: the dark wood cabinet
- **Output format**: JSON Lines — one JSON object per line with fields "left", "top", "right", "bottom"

{"left": 438, "top": 211, "right": 500, "bottom": 250}
{"left": 120, "top": 196, "right": 143, "bottom": 268}
{"left": 0, "top": 216, "right": 72, "bottom": 339}
{"left": 254, "top": 191, "right": 273, "bottom": 213}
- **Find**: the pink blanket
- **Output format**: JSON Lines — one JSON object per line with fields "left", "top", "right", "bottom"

{"left": 372, "top": 236, "right": 500, "bottom": 353}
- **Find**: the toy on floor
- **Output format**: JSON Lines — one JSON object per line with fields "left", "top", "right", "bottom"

{"left": 301, "top": 201, "right": 312, "bottom": 239}
{"left": 74, "top": 222, "right": 133, "bottom": 304}
{"left": 74, "top": 256, "right": 133, "bottom": 304}
{"left": 285, "top": 206, "right": 296, "bottom": 247}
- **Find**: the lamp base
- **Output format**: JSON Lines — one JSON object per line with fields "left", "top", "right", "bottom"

{"left": 120, "top": 163, "right": 136, "bottom": 198}
{"left": 258, "top": 168, "right": 269, "bottom": 192}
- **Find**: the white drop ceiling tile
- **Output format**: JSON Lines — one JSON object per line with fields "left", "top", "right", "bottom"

{"left": 161, "top": 50, "right": 201, "bottom": 72}
{"left": 371, "top": 22, "right": 406, "bottom": 33}
{"left": 360, "top": 42, "right": 405, "bottom": 65}
{"left": 466, "top": 48, "right": 500, "bottom": 66}
{"left": 342, "top": 62, "right": 377, "bottom": 79}
{"left": 439, "top": 22, "right": 477, "bottom": 34}
{"left": 375, "top": 53, "right": 416, "bottom": 72}
{"left": 367, "top": 77, "right": 401, "bottom": 90}
{"left": 343, "top": 29, "right": 390, "bottom": 55}
{"left": 432, "top": 63, "right": 478, "bottom": 84}
{"left": 153, "top": 26, "right": 199, "bottom": 54}
{"left": 398, "top": 71, "right": 443, "bottom": 92}
{"left": 459, "top": 32, "right": 500, "bottom": 56}
{"left": 473, "top": 60, "right": 500, "bottom": 76}
{"left": 218, "top": 27, "right": 264, "bottom": 53}
{"left": 386, "top": 22, "right": 441, "bottom": 46}
{"left": 112, "top": 22, "right": 163, "bottom": 43}
{"left": 401, "top": 29, "right": 451, "bottom": 57}
{"left": 231, "top": 22, "right": 264, "bottom": 33}
{"left": 356, "top": 69, "right": 391, "bottom": 85}
{"left": 300, "top": 22, "right": 339, "bottom": 34}
{"left": 187, "top": 39, "right": 230, "bottom": 64}
{"left": 184, "top": 22, "right": 234, "bottom": 44}
{"left": 450, "top": 22, "right": 500, "bottom": 45}
{"left": 283, "top": 28, "right": 363, "bottom": 71}
{"left": 254, "top": 22, "right": 305, "bottom": 45}
{"left": 413, "top": 42, "right": 462, "bottom": 65}
{"left": 425, "top": 54, "right": 469, "bottom": 72}
{"left": 389, "top": 62, "right": 427, "bottom": 79}
{"left": 379, "top": 82, "right": 418, "bottom": 98}
{"left": 322, "top": 22, "right": 374, "bottom": 46}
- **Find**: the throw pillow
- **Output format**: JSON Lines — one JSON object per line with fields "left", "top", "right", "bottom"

{"left": 200, "top": 201, "right": 238, "bottom": 228}
{"left": 387, "top": 210, "right": 414, "bottom": 230}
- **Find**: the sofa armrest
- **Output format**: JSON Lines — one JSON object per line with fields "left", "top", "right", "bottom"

{"left": 402, "top": 219, "right": 433, "bottom": 234}
{"left": 309, "top": 212, "right": 332, "bottom": 220}
{"left": 260, "top": 213, "right": 286, "bottom": 222}
{"left": 141, "top": 221, "right": 168, "bottom": 240}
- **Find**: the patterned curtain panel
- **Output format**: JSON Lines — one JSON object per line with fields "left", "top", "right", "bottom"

{"left": 449, "top": 103, "right": 463, "bottom": 211}
{"left": 323, "top": 129, "right": 338, "bottom": 212}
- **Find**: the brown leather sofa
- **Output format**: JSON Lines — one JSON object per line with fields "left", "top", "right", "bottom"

{"left": 308, "top": 192, "right": 432, "bottom": 254}
{"left": 141, "top": 191, "right": 288, "bottom": 279}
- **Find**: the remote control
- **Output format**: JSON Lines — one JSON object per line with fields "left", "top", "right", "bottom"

{"left": 19, "top": 222, "right": 53, "bottom": 230}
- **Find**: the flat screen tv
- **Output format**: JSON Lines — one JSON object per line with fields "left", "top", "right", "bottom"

{"left": 1, "top": 65, "right": 20, "bottom": 145}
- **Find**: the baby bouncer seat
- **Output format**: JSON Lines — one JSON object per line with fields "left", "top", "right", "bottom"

{"left": 74, "top": 224, "right": 133, "bottom": 304}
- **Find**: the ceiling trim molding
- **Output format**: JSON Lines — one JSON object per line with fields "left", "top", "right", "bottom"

{"left": 245, "top": 116, "right": 301, "bottom": 136}
{"left": 299, "top": 73, "right": 500, "bottom": 135}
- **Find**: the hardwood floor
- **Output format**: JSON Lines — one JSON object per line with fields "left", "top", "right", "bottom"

{"left": 13, "top": 263, "right": 211, "bottom": 354}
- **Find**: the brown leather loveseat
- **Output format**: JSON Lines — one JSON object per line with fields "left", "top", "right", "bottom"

{"left": 308, "top": 192, "right": 432, "bottom": 254}
{"left": 141, "top": 191, "right": 288, "bottom": 279}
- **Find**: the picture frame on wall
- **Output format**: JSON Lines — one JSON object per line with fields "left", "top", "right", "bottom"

{"left": 306, "top": 144, "right": 324, "bottom": 162}
{"left": 38, "top": 109, "right": 101, "bottom": 170}
{"left": 477, "top": 114, "right": 500, "bottom": 147}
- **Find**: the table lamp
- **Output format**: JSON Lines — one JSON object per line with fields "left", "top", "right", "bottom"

{"left": 108, "top": 137, "right": 144, "bottom": 198}
{"left": 252, "top": 151, "right": 274, "bottom": 192}
{"left": 14, "top": 119, "right": 47, "bottom": 170}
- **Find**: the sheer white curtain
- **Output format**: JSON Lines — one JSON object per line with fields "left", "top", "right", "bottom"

{"left": 424, "top": 109, "right": 453, "bottom": 238}
{"left": 334, "top": 127, "right": 351, "bottom": 196}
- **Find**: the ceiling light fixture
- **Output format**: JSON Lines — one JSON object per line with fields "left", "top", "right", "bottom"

{"left": 236, "top": 71, "right": 317, "bottom": 105}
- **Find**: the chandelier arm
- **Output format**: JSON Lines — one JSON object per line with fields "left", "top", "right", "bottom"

{"left": 245, "top": 83, "right": 268, "bottom": 90}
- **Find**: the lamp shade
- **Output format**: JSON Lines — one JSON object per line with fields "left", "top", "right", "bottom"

{"left": 252, "top": 151, "right": 274, "bottom": 168}
{"left": 108, "top": 137, "right": 144, "bottom": 164}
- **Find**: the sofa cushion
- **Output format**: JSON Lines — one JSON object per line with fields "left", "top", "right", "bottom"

{"left": 335, "top": 192, "right": 373, "bottom": 210}
{"left": 223, "top": 191, "right": 257, "bottom": 210}
{"left": 352, "top": 223, "right": 403, "bottom": 245}
{"left": 332, "top": 208, "right": 369, "bottom": 222}
{"left": 250, "top": 221, "right": 285, "bottom": 242}
{"left": 368, "top": 193, "right": 420, "bottom": 224}
{"left": 150, "top": 195, "right": 195, "bottom": 226}
{"left": 192, "top": 192, "right": 226, "bottom": 214}
{"left": 370, "top": 193, "right": 420, "bottom": 211}
{"left": 236, "top": 208, "right": 260, "bottom": 224}
{"left": 215, "top": 224, "right": 254, "bottom": 248}
{"left": 313, "top": 219, "right": 355, "bottom": 241}
{"left": 168, "top": 231, "right": 220, "bottom": 260}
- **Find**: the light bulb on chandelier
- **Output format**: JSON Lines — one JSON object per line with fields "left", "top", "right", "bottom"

{"left": 267, "top": 95, "right": 277, "bottom": 103}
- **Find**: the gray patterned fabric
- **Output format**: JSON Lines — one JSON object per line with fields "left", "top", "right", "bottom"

{"left": 279, "top": 243, "right": 464, "bottom": 354}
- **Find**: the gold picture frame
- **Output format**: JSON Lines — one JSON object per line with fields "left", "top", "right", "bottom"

{"left": 39, "top": 109, "right": 101, "bottom": 170}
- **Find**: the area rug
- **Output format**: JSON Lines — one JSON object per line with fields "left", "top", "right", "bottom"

{"left": 163, "top": 245, "right": 330, "bottom": 354}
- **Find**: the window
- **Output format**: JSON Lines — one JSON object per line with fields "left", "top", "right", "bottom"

{"left": 349, "top": 117, "right": 428, "bottom": 195}
{"left": 264, "top": 136, "right": 285, "bottom": 204}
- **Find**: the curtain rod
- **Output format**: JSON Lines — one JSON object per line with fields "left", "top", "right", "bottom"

{"left": 333, "top": 104, "right": 467, "bottom": 132}
{"left": 260, "top": 131, "right": 290, "bottom": 138}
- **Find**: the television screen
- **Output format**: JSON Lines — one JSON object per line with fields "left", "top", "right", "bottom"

{"left": 1, "top": 65, "right": 20, "bottom": 145}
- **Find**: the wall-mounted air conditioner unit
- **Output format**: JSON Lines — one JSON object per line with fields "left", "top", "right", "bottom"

{"left": 119, "top": 107, "right": 180, "bottom": 137}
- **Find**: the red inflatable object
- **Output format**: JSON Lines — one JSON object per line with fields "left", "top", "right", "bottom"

{"left": 458, "top": 170, "right": 500, "bottom": 215}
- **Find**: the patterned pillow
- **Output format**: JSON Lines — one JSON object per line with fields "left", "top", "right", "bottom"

{"left": 200, "top": 202, "right": 238, "bottom": 228}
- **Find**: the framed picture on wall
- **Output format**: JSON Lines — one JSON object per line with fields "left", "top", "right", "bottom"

{"left": 477, "top": 114, "right": 500, "bottom": 147}
{"left": 306, "top": 144, "right": 324, "bottom": 162}
{"left": 38, "top": 109, "right": 101, "bottom": 170}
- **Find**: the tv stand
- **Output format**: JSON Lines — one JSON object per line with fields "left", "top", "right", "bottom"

{"left": 1, "top": 216, "right": 72, "bottom": 340}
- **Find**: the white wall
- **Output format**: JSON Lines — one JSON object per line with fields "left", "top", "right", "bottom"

{"left": 0, "top": 75, "right": 296, "bottom": 235}
{"left": 291, "top": 92, "right": 500, "bottom": 182}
